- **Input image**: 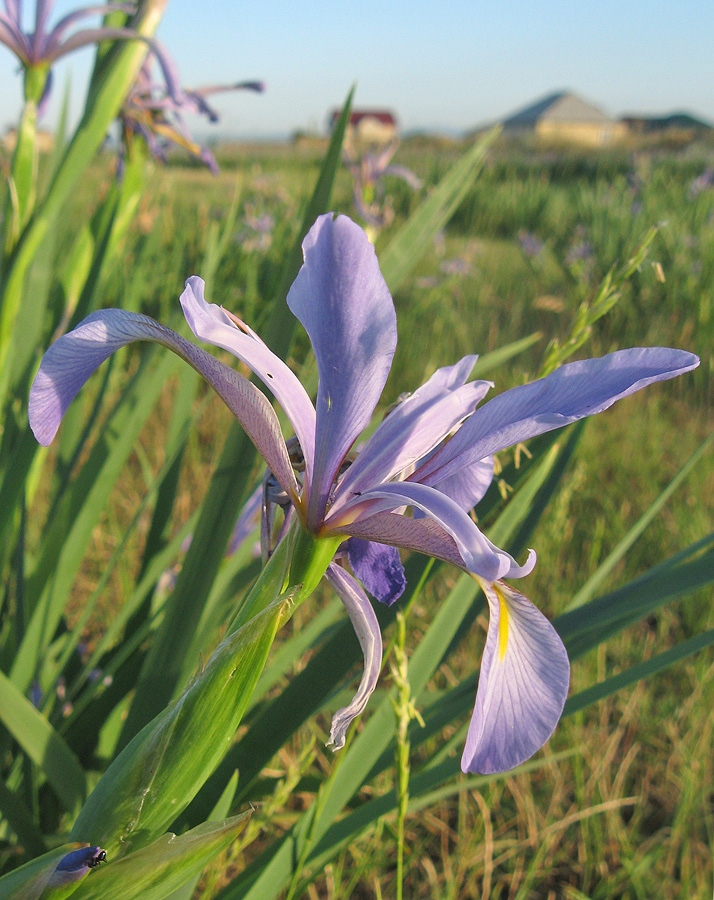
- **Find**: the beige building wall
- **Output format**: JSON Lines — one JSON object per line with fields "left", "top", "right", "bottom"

{"left": 349, "top": 117, "right": 398, "bottom": 144}
{"left": 536, "top": 120, "right": 628, "bottom": 147}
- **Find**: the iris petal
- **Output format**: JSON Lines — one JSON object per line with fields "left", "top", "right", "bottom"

{"left": 286, "top": 214, "right": 397, "bottom": 531}
{"left": 346, "top": 538, "right": 406, "bottom": 606}
{"left": 180, "top": 276, "right": 317, "bottom": 486}
{"left": 331, "top": 481, "right": 533, "bottom": 582}
{"left": 333, "top": 511, "right": 468, "bottom": 570}
{"left": 461, "top": 579, "right": 570, "bottom": 774}
{"left": 325, "top": 563, "right": 383, "bottom": 749}
{"left": 422, "top": 457, "right": 494, "bottom": 513}
{"left": 419, "top": 347, "right": 700, "bottom": 484}
{"left": 335, "top": 356, "right": 489, "bottom": 506}
{"left": 28, "top": 309, "right": 299, "bottom": 501}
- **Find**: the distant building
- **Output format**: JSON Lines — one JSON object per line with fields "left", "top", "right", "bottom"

{"left": 622, "top": 112, "right": 713, "bottom": 135}
{"left": 328, "top": 109, "right": 398, "bottom": 143}
{"left": 502, "top": 91, "right": 628, "bottom": 147}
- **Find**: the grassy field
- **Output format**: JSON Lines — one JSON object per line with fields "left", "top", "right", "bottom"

{"left": 24, "top": 133, "right": 714, "bottom": 898}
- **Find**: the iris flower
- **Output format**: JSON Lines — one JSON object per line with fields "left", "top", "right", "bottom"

{"left": 344, "top": 141, "right": 422, "bottom": 230}
{"left": 0, "top": 0, "right": 145, "bottom": 105}
{"left": 118, "top": 46, "right": 264, "bottom": 174}
{"left": 29, "top": 214, "right": 699, "bottom": 774}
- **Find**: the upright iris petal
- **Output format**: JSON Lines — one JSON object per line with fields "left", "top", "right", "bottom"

{"left": 417, "top": 347, "right": 700, "bottom": 486}
{"left": 286, "top": 214, "right": 397, "bottom": 530}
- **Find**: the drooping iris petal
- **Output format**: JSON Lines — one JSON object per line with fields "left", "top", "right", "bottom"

{"left": 28, "top": 309, "right": 300, "bottom": 501}
{"left": 45, "top": 3, "right": 137, "bottom": 53}
{"left": 335, "top": 356, "right": 489, "bottom": 506}
{"left": 418, "top": 347, "right": 700, "bottom": 484}
{"left": 346, "top": 538, "right": 406, "bottom": 606}
{"left": 330, "top": 481, "right": 534, "bottom": 582}
{"left": 325, "top": 563, "right": 383, "bottom": 749}
{"left": 462, "top": 579, "right": 570, "bottom": 774}
{"left": 180, "top": 276, "right": 317, "bottom": 484}
{"left": 382, "top": 163, "right": 424, "bottom": 190}
{"left": 51, "top": 26, "right": 152, "bottom": 60}
{"left": 0, "top": 15, "right": 32, "bottom": 63}
{"left": 286, "top": 214, "right": 397, "bottom": 531}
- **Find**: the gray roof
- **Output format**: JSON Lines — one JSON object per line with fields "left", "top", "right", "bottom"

{"left": 503, "top": 92, "right": 616, "bottom": 128}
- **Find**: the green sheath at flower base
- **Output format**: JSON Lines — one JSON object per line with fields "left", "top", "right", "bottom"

{"left": 288, "top": 528, "right": 343, "bottom": 601}
{"left": 231, "top": 526, "right": 341, "bottom": 631}
{"left": 23, "top": 64, "right": 50, "bottom": 104}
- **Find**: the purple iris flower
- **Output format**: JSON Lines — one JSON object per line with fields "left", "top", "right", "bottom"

{"left": 0, "top": 0, "right": 143, "bottom": 107}
{"left": 118, "top": 47, "right": 264, "bottom": 174}
{"left": 345, "top": 141, "right": 422, "bottom": 229}
{"left": 28, "top": 214, "right": 699, "bottom": 774}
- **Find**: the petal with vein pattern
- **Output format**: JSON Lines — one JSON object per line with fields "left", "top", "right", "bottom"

{"left": 461, "top": 580, "right": 570, "bottom": 774}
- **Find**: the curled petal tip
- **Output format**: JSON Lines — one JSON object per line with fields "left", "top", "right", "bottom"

{"left": 325, "top": 564, "right": 383, "bottom": 749}
{"left": 326, "top": 718, "right": 349, "bottom": 751}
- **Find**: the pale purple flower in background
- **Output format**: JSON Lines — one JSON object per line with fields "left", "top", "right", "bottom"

{"left": 345, "top": 140, "right": 422, "bottom": 230}
{"left": 518, "top": 229, "right": 544, "bottom": 259}
{"left": 236, "top": 206, "right": 275, "bottom": 253}
{"left": 688, "top": 168, "right": 714, "bottom": 199}
{"left": 29, "top": 214, "right": 699, "bottom": 774}
{"left": 415, "top": 275, "right": 441, "bottom": 290}
{"left": 118, "top": 45, "right": 263, "bottom": 174}
{"left": 565, "top": 226, "right": 595, "bottom": 268}
{"left": 0, "top": 0, "right": 143, "bottom": 108}
{"left": 439, "top": 257, "right": 472, "bottom": 277}
{"left": 566, "top": 240, "right": 594, "bottom": 264}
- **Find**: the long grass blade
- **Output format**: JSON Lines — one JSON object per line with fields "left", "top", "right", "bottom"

{"left": 379, "top": 127, "right": 500, "bottom": 293}
{"left": 0, "top": 670, "right": 86, "bottom": 810}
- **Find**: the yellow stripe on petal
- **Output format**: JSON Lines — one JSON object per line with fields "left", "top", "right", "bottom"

{"left": 495, "top": 585, "right": 509, "bottom": 660}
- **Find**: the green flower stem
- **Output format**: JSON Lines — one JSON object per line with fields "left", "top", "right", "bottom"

{"left": 288, "top": 527, "right": 342, "bottom": 599}
{"left": 390, "top": 609, "right": 424, "bottom": 900}
{"left": 1, "top": 68, "right": 47, "bottom": 258}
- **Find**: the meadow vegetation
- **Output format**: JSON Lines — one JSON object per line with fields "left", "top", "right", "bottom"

{"left": 20, "top": 132, "right": 711, "bottom": 898}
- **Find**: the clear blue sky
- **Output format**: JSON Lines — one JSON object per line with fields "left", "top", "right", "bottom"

{"left": 1, "top": 0, "right": 712, "bottom": 138}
